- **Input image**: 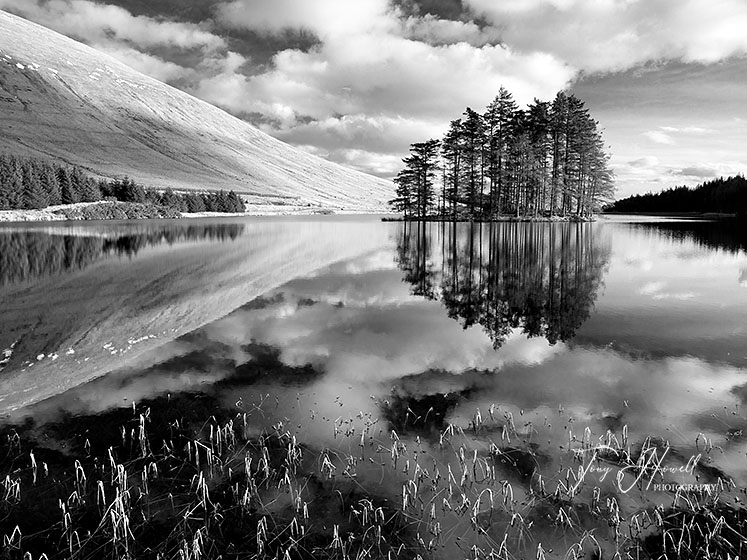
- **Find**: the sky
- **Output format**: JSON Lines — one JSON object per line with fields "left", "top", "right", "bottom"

{"left": 1, "top": 0, "right": 747, "bottom": 199}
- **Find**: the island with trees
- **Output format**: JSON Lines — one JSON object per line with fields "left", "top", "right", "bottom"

{"left": 604, "top": 174, "right": 747, "bottom": 216}
{"left": 0, "top": 153, "right": 246, "bottom": 219}
{"left": 388, "top": 88, "right": 615, "bottom": 221}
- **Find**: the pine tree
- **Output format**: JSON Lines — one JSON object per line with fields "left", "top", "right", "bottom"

{"left": 525, "top": 100, "right": 552, "bottom": 216}
{"left": 484, "top": 88, "right": 518, "bottom": 216}
{"left": 411, "top": 140, "right": 441, "bottom": 219}
{"left": 79, "top": 178, "right": 102, "bottom": 202}
{"left": 227, "top": 191, "right": 245, "bottom": 212}
{"left": 390, "top": 168, "right": 417, "bottom": 218}
{"left": 441, "top": 119, "right": 463, "bottom": 219}
{"left": 3, "top": 157, "right": 23, "bottom": 210}
{"left": 39, "top": 165, "right": 62, "bottom": 206}
{"left": 160, "top": 188, "right": 180, "bottom": 209}
{"left": 185, "top": 193, "right": 206, "bottom": 212}
{"left": 21, "top": 161, "right": 48, "bottom": 209}
{"left": 58, "top": 167, "right": 78, "bottom": 205}
{"left": 0, "top": 155, "right": 16, "bottom": 209}
{"left": 460, "top": 108, "right": 485, "bottom": 216}
{"left": 549, "top": 91, "right": 569, "bottom": 216}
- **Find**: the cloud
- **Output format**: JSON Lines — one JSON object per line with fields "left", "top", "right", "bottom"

{"left": 635, "top": 276, "right": 697, "bottom": 300}
{"left": 199, "top": 19, "right": 572, "bottom": 120}
{"left": 96, "top": 44, "right": 194, "bottom": 82}
{"left": 401, "top": 13, "right": 503, "bottom": 47}
{"left": 265, "top": 114, "right": 442, "bottom": 176}
{"left": 325, "top": 148, "right": 407, "bottom": 178}
{"left": 638, "top": 281, "right": 667, "bottom": 296}
{"left": 465, "top": 0, "right": 747, "bottom": 72}
{"left": 189, "top": 0, "right": 575, "bottom": 175}
{"left": 675, "top": 166, "right": 718, "bottom": 178}
{"left": 627, "top": 156, "right": 659, "bottom": 168}
{"left": 0, "top": 0, "right": 225, "bottom": 51}
{"left": 642, "top": 125, "right": 715, "bottom": 147}
{"left": 660, "top": 126, "right": 710, "bottom": 134}
{"left": 643, "top": 130, "right": 675, "bottom": 145}
{"left": 0, "top": 0, "right": 227, "bottom": 83}
{"left": 216, "top": 0, "right": 396, "bottom": 39}
{"left": 666, "top": 161, "right": 744, "bottom": 180}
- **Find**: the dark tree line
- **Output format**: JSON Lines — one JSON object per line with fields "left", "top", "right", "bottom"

{"left": 628, "top": 220, "right": 747, "bottom": 255}
{"left": 0, "top": 224, "right": 245, "bottom": 287}
{"left": 390, "top": 88, "right": 615, "bottom": 220}
{"left": 395, "top": 221, "right": 610, "bottom": 348}
{"left": 605, "top": 174, "right": 747, "bottom": 215}
{"left": 0, "top": 154, "right": 246, "bottom": 213}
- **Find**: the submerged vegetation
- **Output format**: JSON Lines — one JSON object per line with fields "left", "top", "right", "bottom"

{"left": 0, "top": 154, "right": 246, "bottom": 214}
{"left": 605, "top": 174, "right": 747, "bottom": 215}
{"left": 389, "top": 88, "right": 615, "bottom": 221}
{"left": 0, "top": 384, "right": 743, "bottom": 560}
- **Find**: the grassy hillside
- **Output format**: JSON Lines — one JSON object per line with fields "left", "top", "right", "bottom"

{"left": 0, "top": 11, "right": 392, "bottom": 213}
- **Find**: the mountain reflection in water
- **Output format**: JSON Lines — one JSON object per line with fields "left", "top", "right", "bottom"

{"left": 0, "top": 218, "right": 392, "bottom": 411}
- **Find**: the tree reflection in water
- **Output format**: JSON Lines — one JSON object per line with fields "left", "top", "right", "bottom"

{"left": 627, "top": 218, "right": 747, "bottom": 254}
{"left": 395, "top": 221, "right": 611, "bottom": 349}
{"left": 0, "top": 223, "right": 245, "bottom": 286}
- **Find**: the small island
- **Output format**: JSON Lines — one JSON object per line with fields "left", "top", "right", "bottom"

{"left": 387, "top": 87, "right": 614, "bottom": 221}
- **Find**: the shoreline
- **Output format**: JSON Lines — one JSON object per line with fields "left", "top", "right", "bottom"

{"left": 382, "top": 214, "right": 597, "bottom": 223}
{"left": 602, "top": 211, "right": 740, "bottom": 219}
{"left": 0, "top": 201, "right": 390, "bottom": 223}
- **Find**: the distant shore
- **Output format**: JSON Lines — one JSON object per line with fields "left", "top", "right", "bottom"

{"left": 602, "top": 211, "right": 740, "bottom": 219}
{"left": 0, "top": 201, "right": 381, "bottom": 222}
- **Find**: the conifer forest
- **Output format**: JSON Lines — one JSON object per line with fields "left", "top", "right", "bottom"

{"left": 389, "top": 89, "right": 615, "bottom": 220}
{"left": 0, "top": 154, "right": 246, "bottom": 214}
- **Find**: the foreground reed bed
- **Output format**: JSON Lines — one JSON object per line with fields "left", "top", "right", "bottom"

{"left": 0, "top": 389, "right": 744, "bottom": 559}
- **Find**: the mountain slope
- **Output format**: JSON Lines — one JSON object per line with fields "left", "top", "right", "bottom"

{"left": 0, "top": 11, "right": 392, "bottom": 212}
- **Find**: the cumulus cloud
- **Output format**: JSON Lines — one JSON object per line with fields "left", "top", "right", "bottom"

{"left": 193, "top": 0, "right": 575, "bottom": 175}
{"left": 96, "top": 44, "right": 194, "bottom": 82}
{"left": 264, "top": 114, "right": 443, "bottom": 175}
{"left": 628, "top": 156, "right": 659, "bottom": 168}
{"left": 216, "top": 0, "right": 396, "bottom": 39}
{"left": 638, "top": 281, "right": 696, "bottom": 301}
{"left": 675, "top": 166, "right": 718, "bottom": 178}
{"left": 643, "top": 130, "right": 675, "bottom": 145}
{"left": 660, "top": 126, "right": 710, "bottom": 134}
{"left": 465, "top": 0, "right": 747, "bottom": 72}
{"left": 0, "top": 0, "right": 225, "bottom": 50}
{"left": 0, "top": 0, "right": 226, "bottom": 82}
{"left": 401, "top": 13, "right": 503, "bottom": 47}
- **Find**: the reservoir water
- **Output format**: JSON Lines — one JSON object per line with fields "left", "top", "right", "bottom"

{"left": 1, "top": 215, "right": 746, "bottom": 559}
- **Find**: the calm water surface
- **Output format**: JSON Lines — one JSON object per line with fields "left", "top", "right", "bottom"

{"left": 1, "top": 215, "right": 746, "bottom": 558}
